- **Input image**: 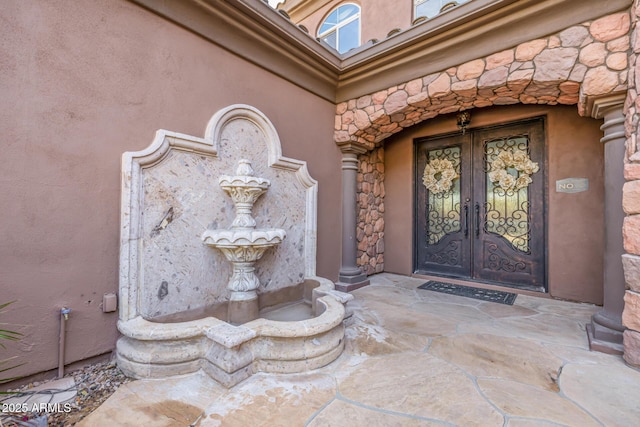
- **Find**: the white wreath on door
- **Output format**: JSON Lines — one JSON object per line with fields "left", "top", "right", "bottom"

{"left": 488, "top": 147, "right": 539, "bottom": 192}
{"left": 422, "top": 158, "right": 458, "bottom": 194}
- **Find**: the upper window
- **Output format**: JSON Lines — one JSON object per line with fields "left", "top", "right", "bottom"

{"left": 414, "top": 0, "right": 471, "bottom": 20}
{"left": 318, "top": 3, "right": 361, "bottom": 54}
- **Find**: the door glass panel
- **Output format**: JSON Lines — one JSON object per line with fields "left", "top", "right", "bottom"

{"left": 423, "top": 146, "right": 461, "bottom": 245}
{"left": 483, "top": 135, "right": 537, "bottom": 253}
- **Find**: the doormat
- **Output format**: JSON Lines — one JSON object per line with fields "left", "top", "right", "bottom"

{"left": 418, "top": 281, "right": 517, "bottom": 305}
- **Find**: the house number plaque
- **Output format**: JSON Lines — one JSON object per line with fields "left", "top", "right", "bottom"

{"left": 556, "top": 178, "right": 589, "bottom": 193}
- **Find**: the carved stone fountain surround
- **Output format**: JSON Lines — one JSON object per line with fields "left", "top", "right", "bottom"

{"left": 117, "top": 105, "right": 352, "bottom": 387}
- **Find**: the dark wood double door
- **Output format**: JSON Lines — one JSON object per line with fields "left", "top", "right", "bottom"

{"left": 415, "top": 118, "right": 546, "bottom": 291}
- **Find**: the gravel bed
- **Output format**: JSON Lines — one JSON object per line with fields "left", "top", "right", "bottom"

{"left": 1, "top": 360, "right": 130, "bottom": 426}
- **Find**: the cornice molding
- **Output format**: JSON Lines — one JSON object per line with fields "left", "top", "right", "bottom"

{"left": 337, "top": 141, "right": 369, "bottom": 155}
{"left": 587, "top": 93, "right": 627, "bottom": 120}
{"left": 129, "top": 0, "right": 632, "bottom": 103}
{"left": 335, "top": 0, "right": 632, "bottom": 100}
{"left": 130, "top": 0, "right": 341, "bottom": 101}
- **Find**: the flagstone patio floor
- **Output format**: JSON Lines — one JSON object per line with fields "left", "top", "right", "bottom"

{"left": 80, "top": 273, "right": 640, "bottom": 426}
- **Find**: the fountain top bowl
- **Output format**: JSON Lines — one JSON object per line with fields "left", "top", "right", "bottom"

{"left": 218, "top": 175, "right": 269, "bottom": 189}
{"left": 202, "top": 228, "right": 286, "bottom": 248}
{"left": 218, "top": 159, "right": 270, "bottom": 188}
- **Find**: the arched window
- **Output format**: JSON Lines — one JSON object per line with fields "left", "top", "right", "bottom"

{"left": 414, "top": 0, "right": 471, "bottom": 20}
{"left": 318, "top": 3, "right": 361, "bottom": 54}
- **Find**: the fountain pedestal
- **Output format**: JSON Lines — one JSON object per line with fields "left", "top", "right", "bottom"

{"left": 202, "top": 159, "right": 286, "bottom": 324}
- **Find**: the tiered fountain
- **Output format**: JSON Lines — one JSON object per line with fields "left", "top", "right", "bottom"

{"left": 202, "top": 159, "right": 286, "bottom": 325}
{"left": 116, "top": 104, "right": 352, "bottom": 388}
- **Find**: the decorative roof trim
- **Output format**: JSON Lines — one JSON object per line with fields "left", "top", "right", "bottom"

{"left": 129, "top": 0, "right": 632, "bottom": 103}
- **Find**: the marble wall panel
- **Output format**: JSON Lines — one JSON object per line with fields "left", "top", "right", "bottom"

{"left": 135, "top": 112, "right": 308, "bottom": 318}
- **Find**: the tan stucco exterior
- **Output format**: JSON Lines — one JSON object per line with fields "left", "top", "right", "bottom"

{"left": 3, "top": 0, "right": 640, "bottom": 382}
{"left": 1, "top": 0, "right": 340, "bottom": 382}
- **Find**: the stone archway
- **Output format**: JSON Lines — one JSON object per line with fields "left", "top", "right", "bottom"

{"left": 335, "top": 12, "right": 629, "bottom": 150}
{"left": 337, "top": 11, "right": 629, "bottom": 276}
{"left": 333, "top": 10, "right": 640, "bottom": 366}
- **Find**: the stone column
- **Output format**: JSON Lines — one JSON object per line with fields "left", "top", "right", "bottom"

{"left": 587, "top": 94, "right": 626, "bottom": 354}
{"left": 335, "top": 143, "right": 370, "bottom": 292}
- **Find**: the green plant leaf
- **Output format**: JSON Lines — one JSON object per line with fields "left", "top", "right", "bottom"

{"left": 0, "top": 301, "right": 24, "bottom": 385}
{"left": 0, "top": 328, "right": 22, "bottom": 346}
{"left": 0, "top": 301, "right": 16, "bottom": 311}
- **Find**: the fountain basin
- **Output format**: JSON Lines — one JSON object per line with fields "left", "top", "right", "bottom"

{"left": 117, "top": 106, "right": 355, "bottom": 389}
{"left": 116, "top": 276, "right": 352, "bottom": 387}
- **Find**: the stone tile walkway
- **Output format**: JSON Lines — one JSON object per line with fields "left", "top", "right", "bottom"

{"left": 80, "top": 274, "right": 640, "bottom": 426}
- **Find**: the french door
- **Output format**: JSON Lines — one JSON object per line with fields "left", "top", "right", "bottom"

{"left": 414, "top": 118, "right": 546, "bottom": 291}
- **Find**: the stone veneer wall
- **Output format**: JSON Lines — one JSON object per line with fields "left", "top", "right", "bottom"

{"left": 356, "top": 147, "right": 385, "bottom": 275}
{"left": 338, "top": 11, "right": 631, "bottom": 282}
{"left": 622, "top": 0, "right": 640, "bottom": 368}
{"left": 335, "top": 12, "right": 630, "bottom": 150}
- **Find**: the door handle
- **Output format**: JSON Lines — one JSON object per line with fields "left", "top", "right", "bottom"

{"left": 463, "top": 204, "right": 469, "bottom": 237}
{"left": 475, "top": 203, "right": 480, "bottom": 237}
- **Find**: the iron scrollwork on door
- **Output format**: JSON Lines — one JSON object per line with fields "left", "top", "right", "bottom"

{"left": 486, "top": 243, "right": 529, "bottom": 273}
{"left": 425, "top": 240, "right": 461, "bottom": 265}
{"left": 422, "top": 147, "right": 461, "bottom": 246}
{"left": 415, "top": 118, "right": 545, "bottom": 289}
{"left": 483, "top": 135, "right": 539, "bottom": 254}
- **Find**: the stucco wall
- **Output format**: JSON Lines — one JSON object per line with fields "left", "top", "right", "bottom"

{"left": 0, "top": 0, "right": 340, "bottom": 380}
{"left": 385, "top": 105, "right": 604, "bottom": 304}
{"left": 360, "top": 0, "right": 412, "bottom": 43}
